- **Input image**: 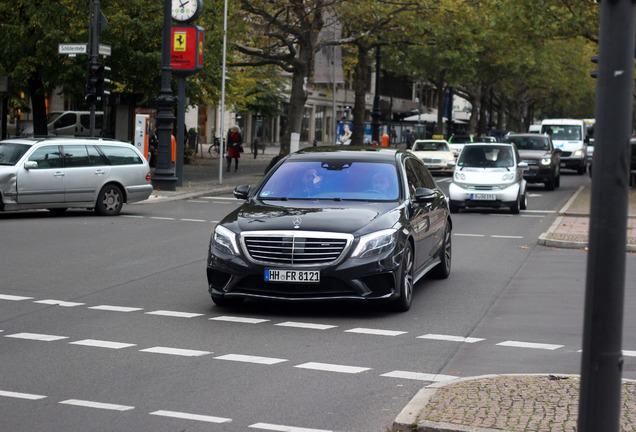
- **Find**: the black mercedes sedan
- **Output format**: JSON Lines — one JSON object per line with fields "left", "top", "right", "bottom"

{"left": 206, "top": 146, "right": 452, "bottom": 312}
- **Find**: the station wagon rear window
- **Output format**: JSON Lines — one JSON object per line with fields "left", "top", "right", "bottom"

{"left": 99, "top": 145, "right": 143, "bottom": 165}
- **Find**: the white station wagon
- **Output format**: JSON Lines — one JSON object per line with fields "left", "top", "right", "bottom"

{"left": 0, "top": 137, "right": 153, "bottom": 216}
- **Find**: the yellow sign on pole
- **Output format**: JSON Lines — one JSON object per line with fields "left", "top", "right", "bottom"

{"left": 173, "top": 31, "right": 187, "bottom": 52}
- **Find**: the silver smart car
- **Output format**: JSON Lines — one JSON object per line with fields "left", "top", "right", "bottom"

{"left": 0, "top": 137, "right": 153, "bottom": 215}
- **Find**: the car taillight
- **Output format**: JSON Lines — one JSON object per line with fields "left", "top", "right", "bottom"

{"left": 146, "top": 171, "right": 151, "bottom": 181}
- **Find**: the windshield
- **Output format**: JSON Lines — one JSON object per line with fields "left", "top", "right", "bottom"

{"left": 0, "top": 143, "right": 31, "bottom": 166}
{"left": 413, "top": 141, "right": 449, "bottom": 152}
{"left": 259, "top": 160, "right": 400, "bottom": 201}
{"left": 542, "top": 125, "right": 581, "bottom": 140}
{"left": 505, "top": 136, "right": 550, "bottom": 151}
{"left": 458, "top": 146, "right": 515, "bottom": 168}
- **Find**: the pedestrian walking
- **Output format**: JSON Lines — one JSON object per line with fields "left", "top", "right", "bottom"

{"left": 226, "top": 125, "right": 242, "bottom": 172}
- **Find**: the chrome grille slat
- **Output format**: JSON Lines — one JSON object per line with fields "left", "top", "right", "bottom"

{"left": 241, "top": 231, "right": 353, "bottom": 266}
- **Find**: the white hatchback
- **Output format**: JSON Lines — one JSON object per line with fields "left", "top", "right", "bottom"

{"left": 0, "top": 137, "right": 153, "bottom": 215}
{"left": 448, "top": 143, "right": 528, "bottom": 214}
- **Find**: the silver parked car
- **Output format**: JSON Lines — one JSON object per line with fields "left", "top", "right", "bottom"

{"left": 448, "top": 142, "right": 528, "bottom": 214}
{"left": 0, "top": 137, "right": 153, "bottom": 215}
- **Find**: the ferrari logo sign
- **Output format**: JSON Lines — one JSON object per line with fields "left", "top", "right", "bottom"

{"left": 173, "top": 31, "right": 187, "bottom": 52}
{"left": 170, "top": 26, "right": 204, "bottom": 76}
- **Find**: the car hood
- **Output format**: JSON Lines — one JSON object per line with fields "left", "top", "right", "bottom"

{"left": 410, "top": 150, "right": 454, "bottom": 159}
{"left": 221, "top": 199, "right": 401, "bottom": 235}
{"left": 454, "top": 168, "right": 514, "bottom": 185}
{"left": 518, "top": 149, "right": 551, "bottom": 160}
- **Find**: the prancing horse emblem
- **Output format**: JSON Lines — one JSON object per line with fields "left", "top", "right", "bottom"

{"left": 293, "top": 216, "right": 302, "bottom": 229}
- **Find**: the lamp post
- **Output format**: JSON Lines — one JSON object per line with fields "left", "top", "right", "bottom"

{"left": 151, "top": 0, "right": 178, "bottom": 191}
{"left": 371, "top": 46, "right": 381, "bottom": 144}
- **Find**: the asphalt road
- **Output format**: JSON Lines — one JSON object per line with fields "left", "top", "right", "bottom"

{"left": 1, "top": 171, "right": 634, "bottom": 432}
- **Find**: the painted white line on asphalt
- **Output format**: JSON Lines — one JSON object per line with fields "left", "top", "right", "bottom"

{"left": 381, "top": 371, "right": 457, "bottom": 382}
{"left": 490, "top": 235, "right": 524, "bottom": 239}
{"left": 150, "top": 410, "right": 232, "bottom": 423}
{"left": 180, "top": 218, "right": 208, "bottom": 222}
{"left": 186, "top": 200, "right": 210, "bottom": 203}
{"left": 146, "top": 310, "right": 204, "bottom": 318}
{"left": 345, "top": 328, "right": 407, "bottom": 337}
{"left": 497, "top": 340, "right": 563, "bottom": 350}
{"left": 210, "top": 316, "right": 269, "bottom": 324}
{"left": 59, "top": 399, "right": 134, "bottom": 411}
{"left": 122, "top": 215, "right": 144, "bottom": 218}
{"left": 275, "top": 322, "right": 336, "bottom": 330}
{"left": 623, "top": 350, "right": 636, "bottom": 357}
{"left": 34, "top": 299, "right": 84, "bottom": 307}
{"left": 89, "top": 305, "right": 144, "bottom": 312}
{"left": 150, "top": 216, "right": 176, "bottom": 220}
{"left": 214, "top": 354, "right": 287, "bottom": 365}
{"left": 295, "top": 362, "right": 370, "bottom": 374}
{"left": 417, "top": 334, "right": 484, "bottom": 343}
{"left": 250, "top": 422, "right": 333, "bottom": 432}
{"left": 522, "top": 209, "right": 556, "bottom": 213}
{"left": 5, "top": 333, "right": 68, "bottom": 342}
{"left": 0, "top": 294, "right": 33, "bottom": 301}
{"left": 140, "top": 347, "right": 211, "bottom": 357}
{"left": 70, "top": 339, "right": 136, "bottom": 350}
{"left": 0, "top": 390, "right": 46, "bottom": 400}
{"left": 453, "top": 233, "right": 485, "bottom": 237}
{"left": 521, "top": 215, "right": 547, "bottom": 218}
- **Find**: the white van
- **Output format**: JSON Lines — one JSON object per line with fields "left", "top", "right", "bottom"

{"left": 22, "top": 111, "right": 103, "bottom": 137}
{"left": 540, "top": 118, "right": 588, "bottom": 174}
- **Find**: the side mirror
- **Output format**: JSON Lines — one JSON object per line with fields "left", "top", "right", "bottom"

{"left": 518, "top": 161, "right": 528, "bottom": 171}
{"left": 24, "top": 161, "right": 38, "bottom": 170}
{"left": 233, "top": 184, "right": 250, "bottom": 200}
{"left": 414, "top": 187, "right": 436, "bottom": 203}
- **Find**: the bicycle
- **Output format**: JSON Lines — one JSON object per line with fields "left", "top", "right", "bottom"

{"left": 208, "top": 137, "right": 221, "bottom": 158}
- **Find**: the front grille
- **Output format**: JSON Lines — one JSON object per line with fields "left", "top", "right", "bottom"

{"left": 423, "top": 158, "right": 443, "bottom": 164}
{"left": 522, "top": 159, "right": 538, "bottom": 166}
{"left": 241, "top": 231, "right": 353, "bottom": 266}
{"left": 562, "top": 151, "right": 572, "bottom": 157}
{"left": 473, "top": 185, "right": 494, "bottom": 191}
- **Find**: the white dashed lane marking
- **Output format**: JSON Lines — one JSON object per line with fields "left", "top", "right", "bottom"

{"left": 70, "top": 339, "right": 136, "bottom": 350}
{"left": 34, "top": 299, "right": 84, "bottom": 307}
{"left": 295, "top": 362, "right": 370, "bottom": 374}
{"left": 275, "top": 322, "right": 337, "bottom": 330}
{"left": 145, "top": 310, "right": 204, "bottom": 318}
{"left": 0, "top": 294, "right": 33, "bottom": 301}
{"left": 381, "top": 371, "right": 457, "bottom": 382}
{"left": 497, "top": 340, "right": 563, "bottom": 350}
{"left": 418, "top": 334, "right": 485, "bottom": 343}
{"left": 140, "top": 347, "right": 211, "bottom": 357}
{"left": 345, "top": 328, "right": 407, "bottom": 337}
{"left": 214, "top": 354, "right": 288, "bottom": 365}
{"left": 89, "top": 305, "right": 144, "bottom": 312}
{"left": 210, "top": 316, "right": 270, "bottom": 324}
{"left": 150, "top": 410, "right": 232, "bottom": 424}
{"left": 59, "top": 399, "right": 134, "bottom": 411}
{"left": 249, "top": 423, "right": 333, "bottom": 432}
{"left": 0, "top": 390, "right": 46, "bottom": 400}
{"left": 5, "top": 333, "right": 68, "bottom": 342}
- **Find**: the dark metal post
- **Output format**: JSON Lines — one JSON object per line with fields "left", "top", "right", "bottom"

{"left": 578, "top": 1, "right": 636, "bottom": 431}
{"left": 371, "top": 46, "right": 381, "bottom": 143}
{"left": 89, "top": 0, "right": 100, "bottom": 137}
{"left": 176, "top": 77, "right": 186, "bottom": 187}
{"left": 151, "top": 0, "right": 177, "bottom": 191}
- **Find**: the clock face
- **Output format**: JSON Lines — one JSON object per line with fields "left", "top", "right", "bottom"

{"left": 172, "top": 0, "right": 200, "bottom": 22}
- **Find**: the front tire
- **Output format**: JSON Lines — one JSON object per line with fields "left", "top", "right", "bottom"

{"left": 430, "top": 223, "right": 451, "bottom": 279}
{"left": 95, "top": 184, "right": 124, "bottom": 216}
{"left": 391, "top": 242, "right": 414, "bottom": 312}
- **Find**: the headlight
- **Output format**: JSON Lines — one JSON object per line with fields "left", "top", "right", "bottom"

{"left": 351, "top": 229, "right": 397, "bottom": 258}
{"left": 541, "top": 157, "right": 552, "bottom": 165}
{"left": 573, "top": 150, "right": 584, "bottom": 157}
{"left": 502, "top": 173, "right": 515, "bottom": 181}
{"left": 212, "top": 225, "right": 240, "bottom": 255}
{"left": 455, "top": 172, "right": 466, "bottom": 181}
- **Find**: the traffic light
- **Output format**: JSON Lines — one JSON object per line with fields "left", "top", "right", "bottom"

{"left": 590, "top": 54, "right": 598, "bottom": 79}
{"left": 97, "top": 64, "right": 111, "bottom": 98}
{"left": 85, "top": 61, "right": 101, "bottom": 104}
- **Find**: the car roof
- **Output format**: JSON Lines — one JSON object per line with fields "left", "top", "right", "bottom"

{"left": 413, "top": 139, "right": 448, "bottom": 143}
{"left": 1, "top": 136, "right": 130, "bottom": 146}
{"left": 462, "top": 142, "right": 515, "bottom": 148}
{"left": 290, "top": 146, "right": 400, "bottom": 163}
{"left": 505, "top": 133, "right": 548, "bottom": 138}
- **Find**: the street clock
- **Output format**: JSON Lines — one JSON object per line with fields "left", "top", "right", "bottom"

{"left": 171, "top": 0, "right": 202, "bottom": 23}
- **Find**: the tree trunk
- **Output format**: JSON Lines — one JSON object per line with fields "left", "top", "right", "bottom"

{"left": 28, "top": 72, "right": 48, "bottom": 136}
{"left": 351, "top": 42, "right": 371, "bottom": 146}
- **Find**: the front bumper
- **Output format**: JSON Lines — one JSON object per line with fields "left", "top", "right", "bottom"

{"left": 207, "top": 246, "right": 404, "bottom": 303}
{"left": 449, "top": 182, "right": 520, "bottom": 209}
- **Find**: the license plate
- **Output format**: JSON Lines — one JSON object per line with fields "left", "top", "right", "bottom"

{"left": 471, "top": 193, "right": 496, "bottom": 200}
{"left": 265, "top": 269, "right": 320, "bottom": 283}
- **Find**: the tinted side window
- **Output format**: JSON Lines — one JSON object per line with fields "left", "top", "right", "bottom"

{"left": 28, "top": 145, "right": 62, "bottom": 169}
{"left": 63, "top": 145, "right": 90, "bottom": 167}
{"left": 406, "top": 158, "right": 435, "bottom": 190}
{"left": 99, "top": 145, "right": 143, "bottom": 165}
{"left": 55, "top": 113, "right": 76, "bottom": 128}
{"left": 88, "top": 145, "right": 109, "bottom": 166}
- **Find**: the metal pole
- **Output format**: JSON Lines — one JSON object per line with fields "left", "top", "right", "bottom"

{"left": 89, "top": 0, "right": 100, "bottom": 137}
{"left": 176, "top": 77, "right": 186, "bottom": 186}
{"left": 371, "top": 46, "right": 381, "bottom": 144}
{"left": 151, "top": 0, "right": 177, "bottom": 191}
{"left": 218, "top": 0, "right": 228, "bottom": 184}
{"left": 578, "top": 1, "right": 636, "bottom": 431}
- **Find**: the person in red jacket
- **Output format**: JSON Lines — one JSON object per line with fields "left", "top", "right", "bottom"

{"left": 226, "top": 125, "right": 242, "bottom": 172}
